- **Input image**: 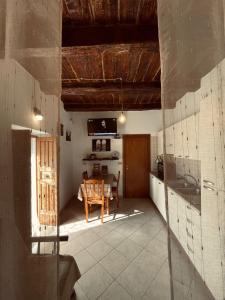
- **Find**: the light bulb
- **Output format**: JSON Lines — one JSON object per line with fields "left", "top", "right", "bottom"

{"left": 118, "top": 111, "right": 126, "bottom": 124}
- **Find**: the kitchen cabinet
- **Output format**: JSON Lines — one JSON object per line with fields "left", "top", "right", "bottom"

{"left": 174, "top": 122, "right": 183, "bottom": 158}
{"left": 165, "top": 126, "right": 174, "bottom": 154}
{"left": 150, "top": 174, "right": 166, "bottom": 221}
{"left": 181, "top": 119, "right": 189, "bottom": 159}
{"left": 199, "top": 64, "right": 225, "bottom": 300}
{"left": 185, "top": 92, "right": 198, "bottom": 117}
{"left": 200, "top": 76, "right": 225, "bottom": 192}
{"left": 168, "top": 188, "right": 178, "bottom": 236}
{"left": 176, "top": 96, "right": 187, "bottom": 122}
{"left": 186, "top": 114, "right": 199, "bottom": 160}
{"left": 157, "top": 130, "right": 163, "bottom": 155}
{"left": 201, "top": 188, "right": 224, "bottom": 300}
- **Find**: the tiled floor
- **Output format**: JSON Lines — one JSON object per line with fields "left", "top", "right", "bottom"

{"left": 60, "top": 198, "right": 214, "bottom": 300}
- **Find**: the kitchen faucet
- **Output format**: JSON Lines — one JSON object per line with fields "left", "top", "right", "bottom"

{"left": 183, "top": 174, "right": 198, "bottom": 187}
{"left": 183, "top": 174, "right": 200, "bottom": 194}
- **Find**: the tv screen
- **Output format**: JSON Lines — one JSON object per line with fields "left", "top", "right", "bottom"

{"left": 87, "top": 118, "right": 117, "bottom": 136}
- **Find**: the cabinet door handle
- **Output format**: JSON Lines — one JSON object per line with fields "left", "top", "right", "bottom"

{"left": 158, "top": 182, "right": 161, "bottom": 185}
{"left": 203, "top": 185, "right": 215, "bottom": 191}
{"left": 186, "top": 205, "right": 191, "bottom": 210}
{"left": 186, "top": 228, "right": 193, "bottom": 238}
{"left": 203, "top": 180, "right": 215, "bottom": 186}
{"left": 186, "top": 217, "right": 192, "bottom": 224}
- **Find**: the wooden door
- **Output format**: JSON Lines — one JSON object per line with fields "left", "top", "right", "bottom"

{"left": 36, "top": 137, "right": 57, "bottom": 226}
{"left": 123, "top": 135, "right": 150, "bottom": 198}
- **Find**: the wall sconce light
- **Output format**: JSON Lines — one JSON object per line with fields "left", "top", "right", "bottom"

{"left": 33, "top": 107, "right": 43, "bottom": 121}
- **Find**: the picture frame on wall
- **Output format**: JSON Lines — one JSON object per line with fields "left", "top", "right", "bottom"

{"left": 92, "top": 139, "right": 111, "bottom": 152}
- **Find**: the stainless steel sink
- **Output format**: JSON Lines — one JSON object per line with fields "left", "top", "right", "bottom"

{"left": 169, "top": 182, "right": 190, "bottom": 189}
{"left": 175, "top": 187, "right": 200, "bottom": 196}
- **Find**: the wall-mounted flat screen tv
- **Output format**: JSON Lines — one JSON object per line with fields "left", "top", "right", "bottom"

{"left": 87, "top": 118, "right": 117, "bottom": 136}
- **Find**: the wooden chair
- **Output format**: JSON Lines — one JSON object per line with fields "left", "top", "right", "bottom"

{"left": 82, "top": 170, "right": 88, "bottom": 180}
{"left": 112, "top": 171, "right": 120, "bottom": 208}
{"left": 83, "top": 179, "right": 107, "bottom": 223}
{"left": 92, "top": 163, "right": 101, "bottom": 177}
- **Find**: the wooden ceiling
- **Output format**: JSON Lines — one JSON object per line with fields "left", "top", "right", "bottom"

{"left": 62, "top": 0, "right": 161, "bottom": 111}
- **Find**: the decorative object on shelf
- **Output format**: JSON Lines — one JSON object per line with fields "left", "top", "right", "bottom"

{"left": 60, "top": 124, "right": 64, "bottom": 136}
{"left": 114, "top": 133, "right": 122, "bottom": 139}
{"left": 66, "top": 130, "right": 71, "bottom": 141}
{"left": 112, "top": 151, "right": 120, "bottom": 159}
{"left": 89, "top": 153, "right": 96, "bottom": 160}
{"left": 118, "top": 78, "right": 126, "bottom": 124}
{"left": 92, "top": 139, "right": 111, "bottom": 152}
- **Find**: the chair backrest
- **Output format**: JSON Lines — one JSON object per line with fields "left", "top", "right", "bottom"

{"left": 83, "top": 179, "right": 104, "bottom": 204}
{"left": 92, "top": 163, "right": 101, "bottom": 176}
{"left": 101, "top": 165, "right": 108, "bottom": 175}
{"left": 82, "top": 171, "right": 88, "bottom": 180}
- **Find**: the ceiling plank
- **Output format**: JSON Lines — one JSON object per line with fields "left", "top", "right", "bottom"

{"left": 62, "top": 24, "right": 158, "bottom": 47}
{"left": 64, "top": 103, "right": 161, "bottom": 111}
{"left": 62, "top": 82, "right": 161, "bottom": 96}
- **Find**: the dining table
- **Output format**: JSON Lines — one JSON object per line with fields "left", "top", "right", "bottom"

{"left": 77, "top": 174, "right": 115, "bottom": 202}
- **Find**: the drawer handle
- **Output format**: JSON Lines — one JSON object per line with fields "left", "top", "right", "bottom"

{"left": 186, "top": 228, "right": 193, "bottom": 238}
{"left": 187, "top": 244, "right": 194, "bottom": 253}
{"left": 203, "top": 185, "right": 215, "bottom": 191}
{"left": 187, "top": 217, "right": 192, "bottom": 224}
{"left": 203, "top": 180, "right": 215, "bottom": 186}
{"left": 186, "top": 205, "right": 191, "bottom": 210}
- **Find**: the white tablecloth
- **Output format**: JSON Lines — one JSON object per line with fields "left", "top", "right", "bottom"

{"left": 77, "top": 183, "right": 113, "bottom": 201}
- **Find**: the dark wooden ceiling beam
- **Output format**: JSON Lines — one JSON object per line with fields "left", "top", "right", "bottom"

{"left": 62, "top": 82, "right": 160, "bottom": 96}
{"left": 62, "top": 24, "right": 158, "bottom": 47}
{"left": 64, "top": 103, "right": 161, "bottom": 111}
{"left": 62, "top": 42, "right": 159, "bottom": 56}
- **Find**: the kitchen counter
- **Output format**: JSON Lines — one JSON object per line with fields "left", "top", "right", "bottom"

{"left": 150, "top": 171, "right": 164, "bottom": 183}
{"left": 150, "top": 172, "right": 201, "bottom": 212}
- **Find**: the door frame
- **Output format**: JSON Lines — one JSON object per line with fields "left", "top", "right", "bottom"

{"left": 123, "top": 134, "right": 151, "bottom": 198}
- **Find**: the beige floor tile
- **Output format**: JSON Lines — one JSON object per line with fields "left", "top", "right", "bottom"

{"left": 74, "top": 249, "right": 97, "bottom": 275}
{"left": 78, "top": 264, "right": 113, "bottom": 300}
{"left": 103, "top": 230, "right": 125, "bottom": 248}
{"left": 87, "top": 239, "right": 113, "bottom": 261}
{"left": 100, "top": 281, "right": 132, "bottom": 300}
{"left": 100, "top": 249, "right": 130, "bottom": 279}
{"left": 116, "top": 238, "right": 143, "bottom": 261}
{"left": 74, "top": 283, "right": 88, "bottom": 300}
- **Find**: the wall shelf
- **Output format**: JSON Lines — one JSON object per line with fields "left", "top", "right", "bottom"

{"left": 82, "top": 157, "right": 119, "bottom": 161}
